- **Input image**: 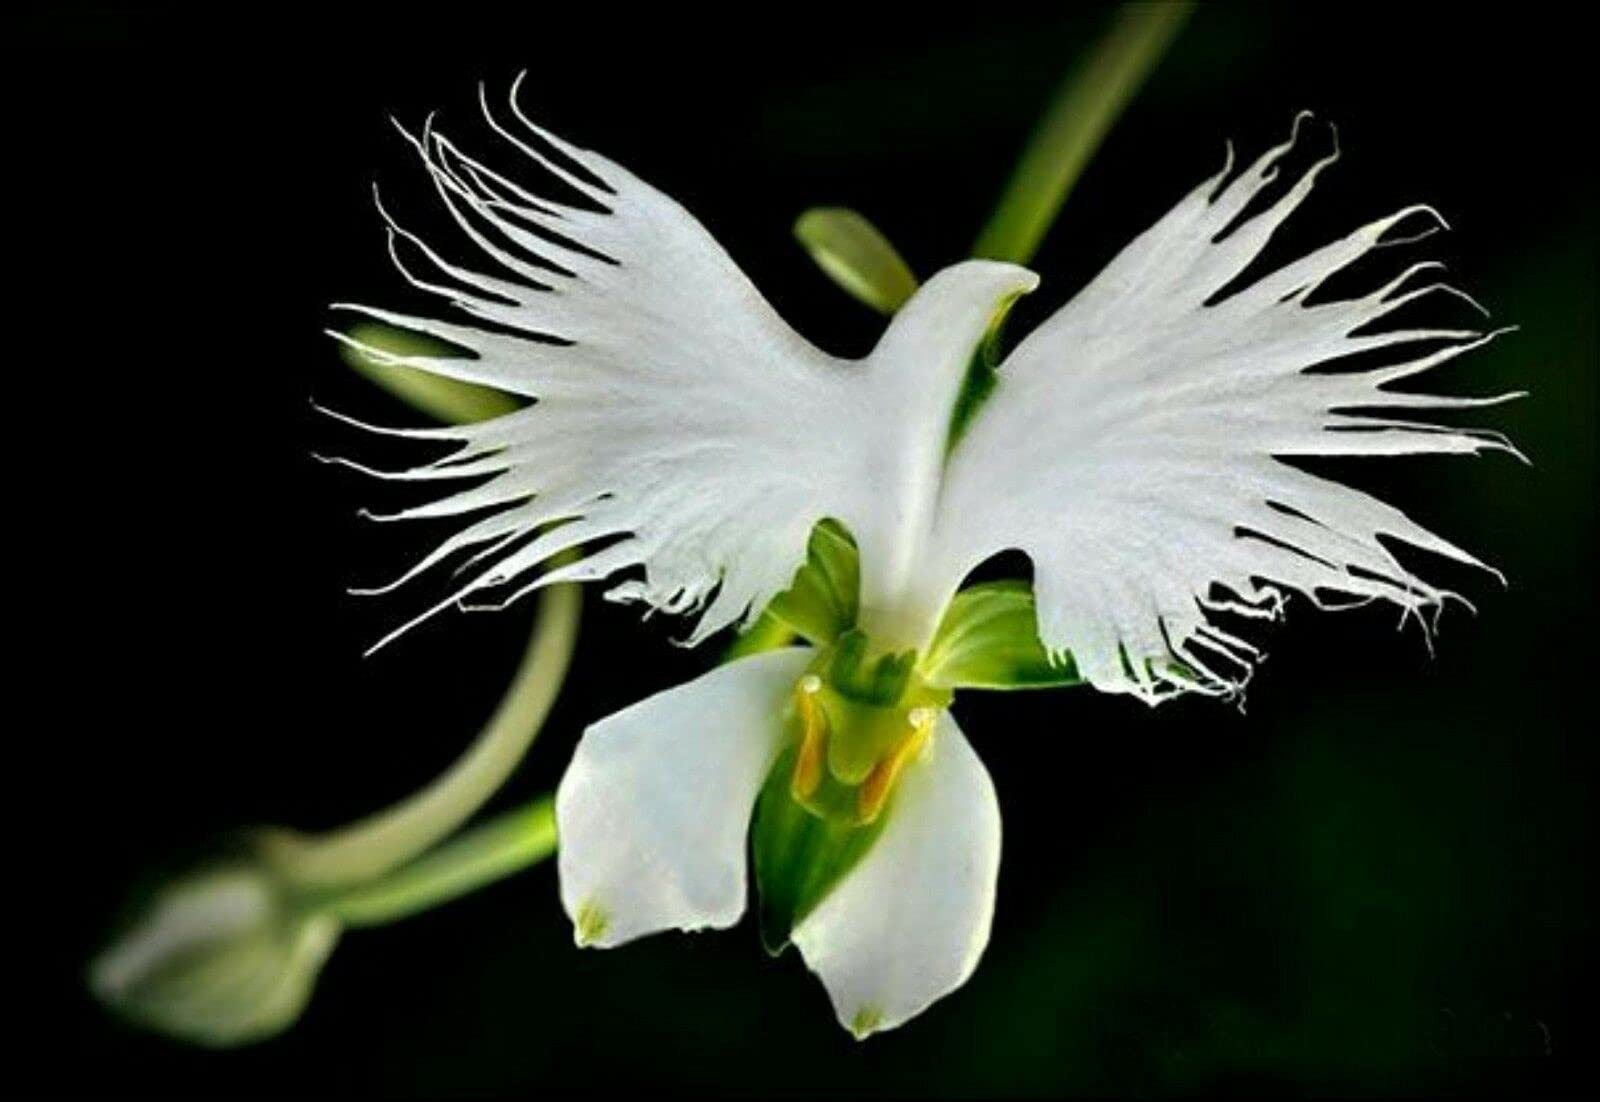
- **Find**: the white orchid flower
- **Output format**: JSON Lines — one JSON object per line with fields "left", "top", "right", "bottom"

{"left": 328, "top": 82, "right": 1518, "bottom": 1037}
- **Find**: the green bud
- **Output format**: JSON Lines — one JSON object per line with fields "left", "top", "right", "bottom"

{"left": 89, "top": 848, "right": 339, "bottom": 1048}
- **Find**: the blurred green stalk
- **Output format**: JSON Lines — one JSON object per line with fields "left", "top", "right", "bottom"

{"left": 327, "top": 798, "right": 558, "bottom": 927}
{"left": 265, "top": 332, "right": 578, "bottom": 887}
{"left": 271, "top": 579, "right": 580, "bottom": 887}
{"left": 91, "top": 319, "right": 583, "bottom": 1041}
{"left": 973, "top": 1, "right": 1193, "bottom": 264}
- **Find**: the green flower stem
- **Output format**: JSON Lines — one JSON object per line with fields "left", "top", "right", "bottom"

{"left": 273, "top": 580, "right": 581, "bottom": 888}
{"left": 261, "top": 324, "right": 574, "bottom": 889}
{"left": 325, "top": 797, "right": 558, "bottom": 927}
{"left": 972, "top": 0, "right": 1193, "bottom": 264}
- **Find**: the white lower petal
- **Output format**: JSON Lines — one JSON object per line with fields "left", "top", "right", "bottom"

{"left": 791, "top": 710, "right": 1001, "bottom": 1038}
{"left": 555, "top": 647, "right": 812, "bottom": 948}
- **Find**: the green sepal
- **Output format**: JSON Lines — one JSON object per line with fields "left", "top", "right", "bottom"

{"left": 971, "top": 2, "right": 1193, "bottom": 265}
{"left": 751, "top": 744, "right": 888, "bottom": 954}
{"left": 793, "top": 207, "right": 919, "bottom": 315}
{"left": 764, "top": 520, "right": 860, "bottom": 646}
{"left": 921, "top": 580, "right": 1083, "bottom": 691}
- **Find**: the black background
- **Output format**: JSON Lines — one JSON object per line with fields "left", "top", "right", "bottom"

{"left": 13, "top": 3, "right": 1596, "bottom": 1097}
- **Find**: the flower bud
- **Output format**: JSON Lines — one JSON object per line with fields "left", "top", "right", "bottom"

{"left": 89, "top": 854, "right": 339, "bottom": 1047}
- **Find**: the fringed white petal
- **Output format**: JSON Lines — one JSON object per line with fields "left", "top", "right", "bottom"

{"left": 333, "top": 81, "right": 1040, "bottom": 653}
{"left": 791, "top": 710, "right": 1001, "bottom": 1038}
{"left": 334, "top": 79, "right": 1038, "bottom": 654}
{"left": 554, "top": 647, "right": 812, "bottom": 947}
{"left": 334, "top": 80, "right": 855, "bottom": 653}
{"left": 931, "top": 114, "right": 1518, "bottom": 701}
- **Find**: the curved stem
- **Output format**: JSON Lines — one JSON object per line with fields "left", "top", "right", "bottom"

{"left": 972, "top": 1, "right": 1193, "bottom": 264}
{"left": 276, "top": 581, "right": 581, "bottom": 888}
{"left": 326, "top": 797, "right": 558, "bottom": 927}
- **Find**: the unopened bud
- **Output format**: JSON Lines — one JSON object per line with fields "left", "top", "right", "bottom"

{"left": 89, "top": 854, "right": 339, "bottom": 1048}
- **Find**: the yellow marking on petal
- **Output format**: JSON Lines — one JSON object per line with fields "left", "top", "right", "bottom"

{"left": 855, "top": 707, "right": 936, "bottom": 825}
{"left": 574, "top": 900, "right": 609, "bottom": 946}
{"left": 791, "top": 676, "right": 827, "bottom": 801}
{"left": 850, "top": 1004, "right": 884, "bottom": 1039}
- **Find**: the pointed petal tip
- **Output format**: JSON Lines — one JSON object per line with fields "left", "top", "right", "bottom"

{"left": 572, "top": 900, "right": 611, "bottom": 948}
{"left": 1445, "top": 284, "right": 1492, "bottom": 319}
{"left": 848, "top": 1005, "right": 886, "bottom": 1041}
{"left": 1378, "top": 204, "right": 1451, "bottom": 246}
